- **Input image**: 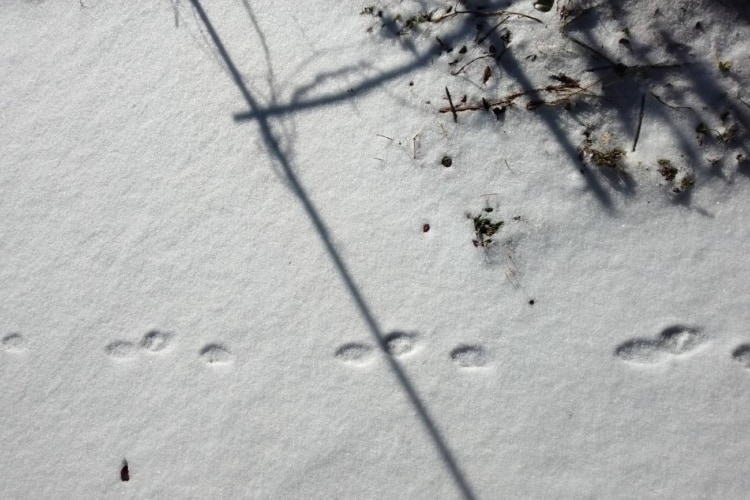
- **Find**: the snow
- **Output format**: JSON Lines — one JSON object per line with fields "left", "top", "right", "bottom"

{"left": 1, "top": 0, "right": 749, "bottom": 498}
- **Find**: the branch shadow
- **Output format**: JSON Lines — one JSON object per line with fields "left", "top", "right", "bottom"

{"left": 558, "top": 0, "right": 749, "bottom": 211}
{"left": 180, "top": 0, "right": 748, "bottom": 493}
{"left": 187, "top": 1, "right": 478, "bottom": 498}
{"left": 470, "top": 8, "right": 615, "bottom": 210}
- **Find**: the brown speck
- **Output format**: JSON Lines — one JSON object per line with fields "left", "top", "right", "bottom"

{"left": 441, "top": 156, "right": 452, "bottom": 167}
{"left": 423, "top": 223, "right": 430, "bottom": 233}
{"left": 121, "top": 460, "right": 130, "bottom": 482}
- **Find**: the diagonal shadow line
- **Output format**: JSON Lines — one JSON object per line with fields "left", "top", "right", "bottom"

{"left": 565, "top": 5, "right": 749, "bottom": 192}
{"left": 231, "top": 14, "right": 612, "bottom": 211}
{"left": 657, "top": 30, "right": 750, "bottom": 135}
{"left": 188, "top": 1, "right": 478, "bottom": 498}
{"left": 576, "top": 20, "right": 742, "bottom": 207}
{"left": 477, "top": 20, "right": 614, "bottom": 211}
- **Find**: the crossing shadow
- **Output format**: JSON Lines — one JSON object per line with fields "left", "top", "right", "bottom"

{"left": 187, "top": 1, "right": 479, "bottom": 498}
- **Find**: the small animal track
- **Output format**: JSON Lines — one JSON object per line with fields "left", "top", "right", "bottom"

{"left": 615, "top": 325, "right": 705, "bottom": 365}
{"left": 1, "top": 333, "right": 26, "bottom": 353}
{"left": 104, "top": 341, "right": 138, "bottom": 359}
{"left": 335, "top": 332, "right": 419, "bottom": 366}
{"left": 658, "top": 326, "right": 705, "bottom": 355}
{"left": 199, "top": 344, "right": 233, "bottom": 365}
{"left": 335, "top": 343, "right": 374, "bottom": 364}
{"left": 731, "top": 344, "right": 750, "bottom": 369}
{"left": 105, "top": 332, "right": 231, "bottom": 367}
{"left": 614, "top": 339, "right": 667, "bottom": 364}
{"left": 383, "top": 331, "right": 418, "bottom": 356}
{"left": 336, "top": 336, "right": 489, "bottom": 368}
{"left": 140, "top": 330, "right": 172, "bottom": 353}
{"left": 450, "top": 345, "right": 488, "bottom": 368}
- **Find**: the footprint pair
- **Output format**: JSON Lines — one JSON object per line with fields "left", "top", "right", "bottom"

{"left": 615, "top": 325, "right": 705, "bottom": 364}
{"left": 335, "top": 331, "right": 489, "bottom": 368}
{"left": 105, "top": 330, "right": 173, "bottom": 359}
{"left": 616, "top": 325, "right": 750, "bottom": 372}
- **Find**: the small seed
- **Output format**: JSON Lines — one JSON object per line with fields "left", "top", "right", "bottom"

{"left": 442, "top": 156, "right": 453, "bottom": 167}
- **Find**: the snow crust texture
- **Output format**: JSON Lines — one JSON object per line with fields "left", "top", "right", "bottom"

{"left": 2, "top": 0, "right": 750, "bottom": 498}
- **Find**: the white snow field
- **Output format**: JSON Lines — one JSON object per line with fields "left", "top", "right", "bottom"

{"left": 2, "top": 0, "right": 750, "bottom": 498}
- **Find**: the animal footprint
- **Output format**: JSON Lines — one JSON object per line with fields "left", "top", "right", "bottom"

{"left": 104, "top": 341, "right": 138, "bottom": 360}
{"left": 731, "top": 344, "right": 750, "bottom": 369}
{"left": 199, "top": 344, "right": 233, "bottom": 365}
{"left": 658, "top": 326, "right": 705, "bottom": 355}
{"left": 614, "top": 339, "right": 668, "bottom": 364}
{"left": 615, "top": 325, "right": 705, "bottom": 365}
{"left": 450, "top": 345, "right": 488, "bottom": 368}
{"left": 335, "top": 343, "right": 374, "bottom": 365}
{"left": 140, "top": 330, "right": 172, "bottom": 353}
{"left": 1, "top": 333, "right": 26, "bottom": 353}
{"left": 383, "top": 331, "right": 418, "bottom": 357}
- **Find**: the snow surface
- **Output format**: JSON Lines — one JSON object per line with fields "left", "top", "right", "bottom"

{"left": 2, "top": 0, "right": 750, "bottom": 498}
